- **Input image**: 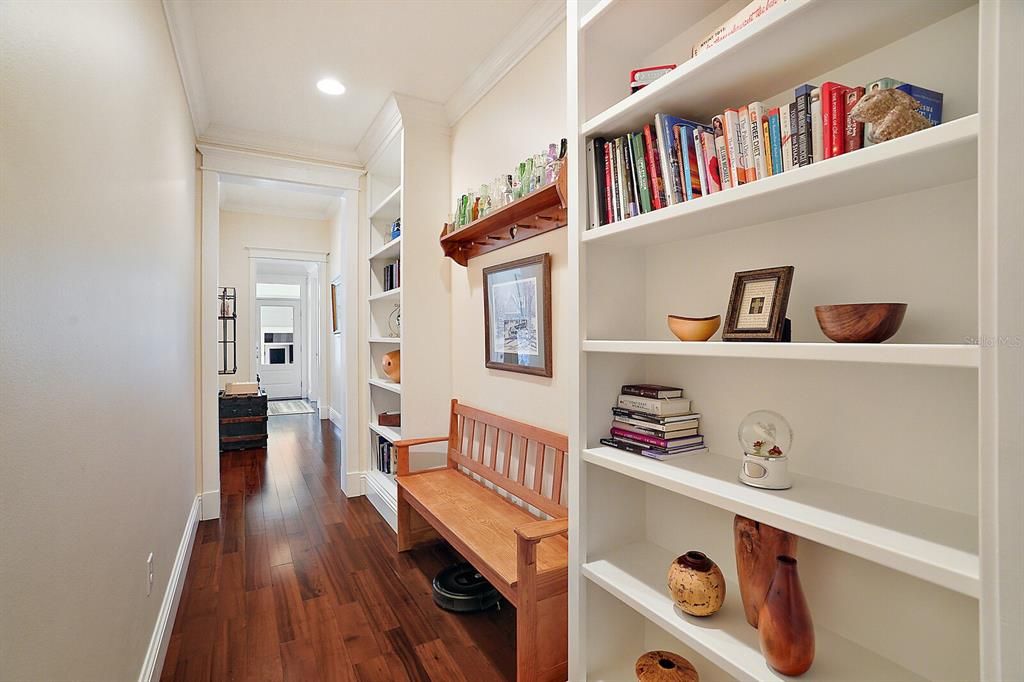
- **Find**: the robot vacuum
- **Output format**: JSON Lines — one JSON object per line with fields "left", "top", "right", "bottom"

{"left": 432, "top": 562, "right": 500, "bottom": 613}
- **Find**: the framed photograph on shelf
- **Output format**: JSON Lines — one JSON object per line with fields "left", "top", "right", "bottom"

{"left": 724, "top": 266, "right": 795, "bottom": 341}
{"left": 483, "top": 253, "right": 552, "bottom": 377}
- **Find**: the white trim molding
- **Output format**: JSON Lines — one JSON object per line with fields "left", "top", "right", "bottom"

{"left": 200, "top": 489, "right": 220, "bottom": 521}
{"left": 138, "top": 495, "right": 201, "bottom": 682}
{"left": 198, "top": 143, "right": 363, "bottom": 191}
{"left": 246, "top": 247, "right": 328, "bottom": 263}
{"left": 200, "top": 123, "right": 361, "bottom": 167}
{"left": 444, "top": 0, "right": 566, "bottom": 126}
{"left": 162, "top": 0, "right": 209, "bottom": 134}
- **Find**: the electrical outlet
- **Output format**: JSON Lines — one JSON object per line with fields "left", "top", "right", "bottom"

{"left": 146, "top": 553, "right": 154, "bottom": 596}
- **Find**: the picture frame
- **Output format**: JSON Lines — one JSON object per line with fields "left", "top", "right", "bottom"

{"left": 483, "top": 253, "right": 552, "bottom": 377}
{"left": 723, "top": 266, "right": 795, "bottom": 341}
{"left": 330, "top": 278, "right": 341, "bottom": 335}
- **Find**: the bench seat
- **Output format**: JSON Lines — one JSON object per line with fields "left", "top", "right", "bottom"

{"left": 398, "top": 468, "right": 568, "bottom": 596}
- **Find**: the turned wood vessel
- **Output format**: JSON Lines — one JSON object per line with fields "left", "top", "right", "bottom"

{"left": 667, "top": 551, "right": 725, "bottom": 617}
{"left": 381, "top": 349, "right": 401, "bottom": 383}
{"left": 734, "top": 515, "right": 798, "bottom": 628}
{"left": 814, "top": 303, "right": 907, "bottom": 343}
{"left": 758, "top": 555, "right": 815, "bottom": 676}
{"left": 635, "top": 650, "right": 699, "bottom": 682}
{"left": 667, "top": 314, "right": 721, "bottom": 342}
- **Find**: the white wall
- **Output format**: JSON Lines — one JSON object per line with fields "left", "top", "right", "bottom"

{"left": 449, "top": 23, "right": 569, "bottom": 433}
{"left": 0, "top": 2, "right": 197, "bottom": 679}
{"left": 218, "top": 209, "right": 330, "bottom": 386}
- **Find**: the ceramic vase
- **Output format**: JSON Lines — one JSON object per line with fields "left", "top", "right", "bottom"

{"left": 734, "top": 515, "right": 798, "bottom": 628}
{"left": 381, "top": 350, "right": 401, "bottom": 383}
{"left": 666, "top": 551, "right": 725, "bottom": 617}
{"left": 758, "top": 555, "right": 814, "bottom": 676}
{"left": 635, "top": 650, "right": 699, "bottom": 682}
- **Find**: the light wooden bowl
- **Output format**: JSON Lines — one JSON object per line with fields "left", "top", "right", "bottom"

{"left": 667, "top": 315, "right": 721, "bottom": 342}
{"left": 814, "top": 303, "right": 907, "bottom": 343}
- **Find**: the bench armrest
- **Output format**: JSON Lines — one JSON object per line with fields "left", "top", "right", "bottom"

{"left": 515, "top": 517, "right": 568, "bottom": 543}
{"left": 395, "top": 436, "right": 449, "bottom": 476}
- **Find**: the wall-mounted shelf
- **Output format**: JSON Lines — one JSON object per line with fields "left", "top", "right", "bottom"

{"left": 440, "top": 164, "right": 568, "bottom": 266}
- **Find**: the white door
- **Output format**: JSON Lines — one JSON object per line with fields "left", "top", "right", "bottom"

{"left": 257, "top": 300, "right": 302, "bottom": 399}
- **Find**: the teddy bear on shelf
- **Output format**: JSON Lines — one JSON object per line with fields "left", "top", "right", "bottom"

{"left": 848, "top": 87, "right": 933, "bottom": 144}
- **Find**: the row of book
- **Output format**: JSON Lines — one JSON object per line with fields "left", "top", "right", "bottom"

{"left": 599, "top": 384, "right": 708, "bottom": 461}
{"left": 376, "top": 436, "right": 396, "bottom": 475}
{"left": 383, "top": 259, "right": 400, "bottom": 292}
{"left": 586, "top": 77, "right": 943, "bottom": 228}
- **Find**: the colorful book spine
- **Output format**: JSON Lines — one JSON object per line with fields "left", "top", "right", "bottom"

{"left": 610, "top": 138, "right": 622, "bottom": 221}
{"left": 600, "top": 437, "right": 645, "bottom": 455}
{"left": 587, "top": 139, "right": 598, "bottom": 228}
{"left": 736, "top": 105, "right": 753, "bottom": 184}
{"left": 643, "top": 124, "right": 665, "bottom": 209}
{"left": 677, "top": 125, "right": 704, "bottom": 201}
{"left": 768, "top": 108, "right": 784, "bottom": 175}
{"left": 821, "top": 81, "right": 849, "bottom": 159}
{"left": 780, "top": 102, "right": 793, "bottom": 172}
{"left": 788, "top": 103, "right": 799, "bottom": 169}
{"left": 693, "top": 128, "right": 709, "bottom": 197}
{"left": 747, "top": 102, "right": 768, "bottom": 180}
{"left": 863, "top": 77, "right": 902, "bottom": 146}
{"left": 621, "top": 384, "right": 683, "bottom": 399}
{"left": 895, "top": 83, "right": 943, "bottom": 126}
{"left": 610, "top": 427, "right": 703, "bottom": 449}
{"left": 844, "top": 86, "right": 865, "bottom": 152}
{"left": 712, "top": 115, "right": 733, "bottom": 189}
{"left": 810, "top": 86, "right": 824, "bottom": 163}
{"left": 762, "top": 114, "right": 773, "bottom": 176}
{"left": 700, "top": 130, "right": 722, "bottom": 194}
{"left": 631, "top": 133, "right": 652, "bottom": 213}
{"left": 794, "top": 84, "right": 814, "bottom": 167}
{"left": 616, "top": 394, "right": 692, "bottom": 415}
{"left": 621, "top": 135, "right": 638, "bottom": 217}
{"left": 723, "top": 109, "right": 744, "bottom": 186}
{"left": 603, "top": 142, "right": 614, "bottom": 224}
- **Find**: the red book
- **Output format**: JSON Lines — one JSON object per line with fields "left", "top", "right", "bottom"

{"left": 603, "top": 142, "right": 614, "bottom": 224}
{"left": 643, "top": 124, "right": 664, "bottom": 210}
{"left": 844, "top": 86, "right": 865, "bottom": 152}
{"left": 821, "top": 81, "right": 849, "bottom": 159}
{"left": 610, "top": 427, "right": 701, "bottom": 449}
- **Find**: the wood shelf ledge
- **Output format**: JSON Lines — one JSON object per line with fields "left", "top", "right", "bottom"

{"left": 440, "top": 165, "right": 568, "bottom": 266}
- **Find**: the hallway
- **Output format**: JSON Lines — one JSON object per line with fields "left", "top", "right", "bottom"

{"left": 161, "top": 414, "right": 515, "bottom": 681}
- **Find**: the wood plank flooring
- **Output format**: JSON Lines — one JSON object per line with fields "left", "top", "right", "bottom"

{"left": 162, "top": 413, "right": 515, "bottom": 681}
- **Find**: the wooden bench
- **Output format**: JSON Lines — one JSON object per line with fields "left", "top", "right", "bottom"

{"left": 394, "top": 399, "right": 569, "bottom": 682}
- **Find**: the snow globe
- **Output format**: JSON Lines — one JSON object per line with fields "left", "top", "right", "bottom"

{"left": 738, "top": 410, "right": 793, "bottom": 490}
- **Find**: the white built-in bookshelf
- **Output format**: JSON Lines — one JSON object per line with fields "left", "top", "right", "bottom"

{"left": 361, "top": 97, "right": 451, "bottom": 530}
{"left": 567, "top": 1, "right": 1022, "bottom": 680}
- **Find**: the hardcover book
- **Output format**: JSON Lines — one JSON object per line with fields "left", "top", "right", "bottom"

{"left": 723, "top": 109, "right": 744, "bottom": 186}
{"left": 794, "top": 84, "right": 814, "bottom": 166}
{"left": 736, "top": 105, "right": 754, "bottom": 184}
{"left": 621, "top": 384, "right": 683, "bottom": 399}
{"left": 612, "top": 421, "right": 699, "bottom": 439}
{"left": 747, "top": 102, "right": 768, "bottom": 180}
{"left": 701, "top": 130, "right": 723, "bottom": 193}
{"left": 616, "top": 395, "right": 693, "bottom": 416}
{"left": 610, "top": 428, "right": 704, "bottom": 449}
{"left": 643, "top": 124, "right": 666, "bottom": 209}
{"left": 895, "top": 83, "right": 943, "bottom": 126}
{"left": 821, "top": 81, "right": 850, "bottom": 159}
{"left": 780, "top": 102, "right": 794, "bottom": 172}
{"left": 768, "top": 108, "right": 784, "bottom": 174}
{"left": 611, "top": 415, "right": 700, "bottom": 433}
{"left": 788, "top": 103, "right": 799, "bottom": 169}
{"left": 675, "top": 123, "right": 706, "bottom": 201}
{"left": 712, "top": 115, "right": 733, "bottom": 189}
{"left": 863, "top": 77, "right": 902, "bottom": 146}
{"left": 631, "top": 133, "right": 652, "bottom": 213}
{"left": 691, "top": 0, "right": 788, "bottom": 57}
{"left": 810, "top": 86, "right": 824, "bottom": 163}
{"left": 844, "top": 86, "right": 865, "bottom": 152}
{"left": 693, "top": 128, "right": 709, "bottom": 197}
{"left": 762, "top": 114, "right": 772, "bottom": 176}
{"left": 612, "top": 407, "right": 702, "bottom": 425}
{"left": 603, "top": 142, "right": 614, "bottom": 224}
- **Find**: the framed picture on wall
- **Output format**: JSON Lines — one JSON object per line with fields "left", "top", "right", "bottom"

{"left": 330, "top": 278, "right": 342, "bottom": 335}
{"left": 483, "top": 253, "right": 552, "bottom": 377}
{"left": 723, "top": 266, "right": 795, "bottom": 341}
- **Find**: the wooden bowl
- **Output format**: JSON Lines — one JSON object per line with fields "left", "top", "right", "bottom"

{"left": 814, "top": 303, "right": 907, "bottom": 343}
{"left": 667, "top": 315, "right": 721, "bottom": 342}
{"left": 635, "top": 650, "right": 699, "bottom": 682}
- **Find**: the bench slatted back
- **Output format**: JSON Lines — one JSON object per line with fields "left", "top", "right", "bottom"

{"left": 446, "top": 400, "right": 568, "bottom": 519}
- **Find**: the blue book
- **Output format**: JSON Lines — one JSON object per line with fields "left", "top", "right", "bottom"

{"left": 675, "top": 124, "right": 711, "bottom": 201}
{"left": 895, "top": 83, "right": 943, "bottom": 126}
{"left": 794, "top": 84, "right": 815, "bottom": 166}
{"left": 768, "top": 109, "right": 784, "bottom": 175}
{"left": 658, "top": 115, "right": 707, "bottom": 204}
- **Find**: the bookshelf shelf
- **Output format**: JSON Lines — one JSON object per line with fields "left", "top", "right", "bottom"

{"left": 368, "top": 420, "right": 401, "bottom": 443}
{"left": 368, "top": 287, "right": 400, "bottom": 303}
{"left": 583, "top": 115, "right": 977, "bottom": 247}
{"left": 368, "top": 235, "right": 401, "bottom": 261}
{"left": 582, "top": 340, "right": 980, "bottom": 369}
{"left": 582, "top": 447, "right": 979, "bottom": 597}
{"left": 368, "top": 336, "right": 401, "bottom": 344}
{"left": 583, "top": 541, "right": 926, "bottom": 682}
{"left": 581, "top": 0, "right": 972, "bottom": 134}
{"left": 369, "top": 184, "right": 402, "bottom": 220}
{"left": 368, "top": 378, "right": 401, "bottom": 395}
{"left": 440, "top": 164, "right": 568, "bottom": 266}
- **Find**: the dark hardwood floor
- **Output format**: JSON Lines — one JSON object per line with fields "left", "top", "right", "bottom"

{"left": 162, "top": 413, "right": 515, "bottom": 681}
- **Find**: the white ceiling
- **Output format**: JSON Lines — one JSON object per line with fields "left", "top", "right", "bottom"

{"left": 165, "top": 0, "right": 563, "bottom": 165}
{"left": 220, "top": 175, "right": 342, "bottom": 220}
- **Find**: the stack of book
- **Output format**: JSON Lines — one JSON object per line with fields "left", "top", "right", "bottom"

{"left": 600, "top": 384, "right": 708, "bottom": 460}
{"left": 586, "top": 78, "right": 943, "bottom": 228}
{"left": 376, "top": 435, "right": 396, "bottom": 475}
{"left": 383, "top": 259, "right": 400, "bottom": 292}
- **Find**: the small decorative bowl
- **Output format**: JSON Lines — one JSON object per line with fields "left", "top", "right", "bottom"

{"left": 814, "top": 303, "right": 907, "bottom": 343}
{"left": 668, "top": 315, "right": 721, "bottom": 342}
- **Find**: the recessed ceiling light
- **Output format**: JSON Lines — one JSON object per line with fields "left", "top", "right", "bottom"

{"left": 317, "top": 77, "right": 345, "bottom": 96}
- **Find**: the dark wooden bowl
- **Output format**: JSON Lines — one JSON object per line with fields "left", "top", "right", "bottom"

{"left": 814, "top": 303, "right": 907, "bottom": 343}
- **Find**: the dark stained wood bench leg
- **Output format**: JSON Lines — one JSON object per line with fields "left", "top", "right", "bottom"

{"left": 397, "top": 486, "right": 442, "bottom": 552}
{"left": 516, "top": 533, "right": 568, "bottom": 682}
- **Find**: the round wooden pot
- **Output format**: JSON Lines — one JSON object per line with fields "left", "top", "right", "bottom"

{"left": 635, "top": 650, "right": 699, "bottom": 682}
{"left": 667, "top": 551, "right": 725, "bottom": 617}
{"left": 381, "top": 350, "right": 401, "bottom": 383}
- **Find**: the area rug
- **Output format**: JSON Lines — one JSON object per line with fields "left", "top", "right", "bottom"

{"left": 268, "top": 400, "right": 315, "bottom": 416}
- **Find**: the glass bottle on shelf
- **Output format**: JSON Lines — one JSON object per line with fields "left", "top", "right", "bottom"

{"left": 503, "top": 174, "right": 514, "bottom": 205}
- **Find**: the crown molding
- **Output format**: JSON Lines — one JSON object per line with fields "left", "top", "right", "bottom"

{"left": 200, "top": 124, "right": 362, "bottom": 167}
{"left": 444, "top": 0, "right": 565, "bottom": 126}
{"left": 357, "top": 96, "right": 403, "bottom": 167}
{"left": 198, "top": 143, "right": 363, "bottom": 191}
{"left": 162, "top": 0, "right": 209, "bottom": 135}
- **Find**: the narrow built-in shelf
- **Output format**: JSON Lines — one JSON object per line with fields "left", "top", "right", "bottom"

{"left": 583, "top": 541, "right": 926, "bottom": 682}
{"left": 368, "top": 337, "right": 401, "bottom": 344}
{"left": 368, "top": 287, "right": 400, "bottom": 303}
{"left": 582, "top": 447, "right": 979, "bottom": 597}
{"left": 368, "top": 236, "right": 401, "bottom": 261}
{"left": 369, "top": 185, "right": 401, "bottom": 220}
{"left": 583, "top": 115, "right": 977, "bottom": 248}
{"left": 440, "top": 165, "right": 567, "bottom": 266}
{"left": 583, "top": 340, "right": 980, "bottom": 369}
{"left": 368, "top": 378, "right": 401, "bottom": 395}
{"left": 582, "top": 0, "right": 972, "bottom": 135}
{"left": 368, "top": 421, "right": 401, "bottom": 443}
{"left": 365, "top": 467, "right": 397, "bottom": 492}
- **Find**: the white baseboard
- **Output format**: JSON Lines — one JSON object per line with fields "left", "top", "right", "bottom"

{"left": 138, "top": 494, "right": 200, "bottom": 682}
{"left": 342, "top": 470, "right": 365, "bottom": 498}
{"left": 328, "top": 406, "right": 343, "bottom": 429}
{"left": 318, "top": 404, "right": 329, "bottom": 420}
{"left": 363, "top": 471, "right": 398, "bottom": 532}
{"left": 200, "top": 489, "right": 220, "bottom": 521}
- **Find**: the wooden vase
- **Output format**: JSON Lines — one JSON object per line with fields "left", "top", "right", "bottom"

{"left": 734, "top": 515, "right": 798, "bottom": 628}
{"left": 635, "top": 650, "right": 699, "bottom": 682}
{"left": 381, "top": 350, "right": 401, "bottom": 383}
{"left": 758, "top": 555, "right": 814, "bottom": 676}
{"left": 666, "top": 551, "right": 725, "bottom": 617}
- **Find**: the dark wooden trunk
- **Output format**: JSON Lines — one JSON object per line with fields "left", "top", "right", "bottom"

{"left": 219, "top": 391, "right": 268, "bottom": 451}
